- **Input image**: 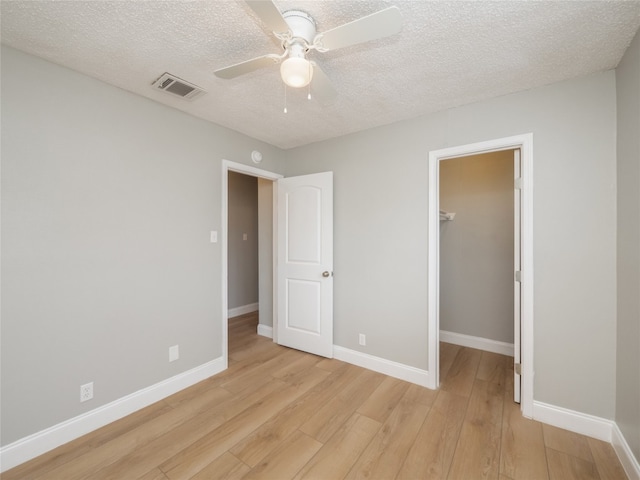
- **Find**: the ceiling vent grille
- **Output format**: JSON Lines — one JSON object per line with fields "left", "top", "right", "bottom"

{"left": 151, "top": 73, "right": 205, "bottom": 100}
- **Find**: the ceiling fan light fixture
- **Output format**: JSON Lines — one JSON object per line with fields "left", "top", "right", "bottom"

{"left": 280, "top": 57, "right": 313, "bottom": 88}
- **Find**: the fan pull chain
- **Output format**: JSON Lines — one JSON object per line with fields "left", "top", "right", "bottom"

{"left": 283, "top": 85, "right": 288, "bottom": 113}
{"left": 307, "top": 61, "right": 312, "bottom": 100}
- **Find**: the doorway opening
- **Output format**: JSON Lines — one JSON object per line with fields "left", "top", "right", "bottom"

{"left": 428, "top": 134, "right": 533, "bottom": 418}
{"left": 221, "top": 160, "right": 282, "bottom": 368}
{"left": 222, "top": 162, "right": 335, "bottom": 367}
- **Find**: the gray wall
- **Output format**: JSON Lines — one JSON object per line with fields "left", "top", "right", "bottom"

{"left": 616, "top": 28, "right": 640, "bottom": 461}
{"left": 440, "top": 151, "right": 514, "bottom": 344}
{"left": 286, "top": 70, "right": 618, "bottom": 420}
{"left": 0, "top": 46, "right": 285, "bottom": 446}
{"left": 227, "top": 171, "right": 259, "bottom": 311}
{"left": 1, "top": 41, "right": 632, "bottom": 453}
{"left": 258, "top": 179, "right": 274, "bottom": 327}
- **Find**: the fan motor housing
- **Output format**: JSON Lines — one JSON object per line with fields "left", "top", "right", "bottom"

{"left": 282, "top": 10, "right": 317, "bottom": 44}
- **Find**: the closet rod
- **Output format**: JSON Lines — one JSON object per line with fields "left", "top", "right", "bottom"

{"left": 439, "top": 209, "right": 455, "bottom": 221}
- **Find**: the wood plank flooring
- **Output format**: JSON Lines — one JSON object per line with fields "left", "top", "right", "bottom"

{"left": 3, "top": 313, "right": 628, "bottom": 479}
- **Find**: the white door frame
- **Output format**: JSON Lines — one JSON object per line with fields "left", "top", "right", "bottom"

{"left": 427, "top": 134, "right": 534, "bottom": 418}
{"left": 221, "top": 160, "right": 283, "bottom": 368}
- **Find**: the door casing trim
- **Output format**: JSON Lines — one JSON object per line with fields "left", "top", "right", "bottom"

{"left": 427, "top": 133, "right": 534, "bottom": 418}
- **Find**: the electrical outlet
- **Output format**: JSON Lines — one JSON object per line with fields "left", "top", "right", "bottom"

{"left": 169, "top": 345, "right": 179, "bottom": 362}
{"left": 359, "top": 334, "right": 366, "bottom": 346}
{"left": 80, "top": 382, "right": 93, "bottom": 402}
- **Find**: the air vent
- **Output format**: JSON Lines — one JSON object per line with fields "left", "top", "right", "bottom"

{"left": 151, "top": 73, "right": 205, "bottom": 100}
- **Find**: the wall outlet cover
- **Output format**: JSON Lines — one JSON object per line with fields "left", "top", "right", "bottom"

{"left": 169, "top": 345, "right": 179, "bottom": 362}
{"left": 80, "top": 382, "right": 93, "bottom": 402}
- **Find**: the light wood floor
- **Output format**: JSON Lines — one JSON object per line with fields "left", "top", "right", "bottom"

{"left": 4, "top": 312, "right": 627, "bottom": 479}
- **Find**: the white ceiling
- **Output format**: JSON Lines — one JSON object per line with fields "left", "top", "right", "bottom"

{"left": 2, "top": 0, "right": 639, "bottom": 149}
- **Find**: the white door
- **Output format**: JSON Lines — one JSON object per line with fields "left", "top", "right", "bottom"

{"left": 514, "top": 149, "right": 522, "bottom": 403}
{"left": 277, "top": 172, "right": 333, "bottom": 358}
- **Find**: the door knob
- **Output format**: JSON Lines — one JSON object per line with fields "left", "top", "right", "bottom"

{"left": 322, "top": 271, "right": 331, "bottom": 277}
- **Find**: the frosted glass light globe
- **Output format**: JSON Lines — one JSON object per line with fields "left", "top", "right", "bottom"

{"left": 280, "top": 57, "right": 313, "bottom": 88}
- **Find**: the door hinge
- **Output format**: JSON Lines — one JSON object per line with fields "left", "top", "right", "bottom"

{"left": 515, "top": 270, "right": 522, "bottom": 282}
{"left": 515, "top": 178, "right": 523, "bottom": 190}
{"left": 515, "top": 363, "right": 522, "bottom": 375}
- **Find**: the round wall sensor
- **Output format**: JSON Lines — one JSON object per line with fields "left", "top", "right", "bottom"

{"left": 251, "top": 150, "right": 263, "bottom": 164}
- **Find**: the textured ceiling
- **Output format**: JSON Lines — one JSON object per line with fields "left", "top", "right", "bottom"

{"left": 2, "top": 0, "right": 639, "bottom": 149}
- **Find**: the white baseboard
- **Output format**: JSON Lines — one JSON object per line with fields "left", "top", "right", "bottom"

{"left": 0, "top": 357, "right": 226, "bottom": 473}
{"left": 333, "top": 346, "right": 432, "bottom": 389}
{"left": 532, "top": 401, "right": 613, "bottom": 442}
{"left": 257, "top": 324, "right": 273, "bottom": 338}
{"left": 228, "top": 303, "right": 259, "bottom": 318}
{"left": 612, "top": 423, "right": 640, "bottom": 480}
{"left": 532, "top": 401, "right": 640, "bottom": 479}
{"left": 440, "top": 330, "right": 514, "bottom": 357}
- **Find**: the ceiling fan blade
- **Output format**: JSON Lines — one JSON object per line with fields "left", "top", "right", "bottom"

{"left": 214, "top": 55, "right": 280, "bottom": 80}
{"left": 245, "top": 0, "right": 290, "bottom": 34}
{"left": 311, "top": 64, "right": 338, "bottom": 104}
{"left": 314, "top": 6, "right": 402, "bottom": 52}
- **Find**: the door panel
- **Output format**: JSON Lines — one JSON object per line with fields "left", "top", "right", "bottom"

{"left": 277, "top": 172, "right": 333, "bottom": 358}
{"left": 286, "top": 186, "right": 322, "bottom": 263}
{"left": 286, "top": 279, "right": 321, "bottom": 333}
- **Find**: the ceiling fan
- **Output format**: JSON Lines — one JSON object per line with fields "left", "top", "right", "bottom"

{"left": 214, "top": 0, "right": 402, "bottom": 103}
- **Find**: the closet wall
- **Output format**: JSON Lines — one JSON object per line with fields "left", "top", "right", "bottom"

{"left": 440, "top": 150, "right": 515, "bottom": 344}
{"left": 228, "top": 171, "right": 259, "bottom": 312}
{"left": 257, "top": 178, "right": 273, "bottom": 328}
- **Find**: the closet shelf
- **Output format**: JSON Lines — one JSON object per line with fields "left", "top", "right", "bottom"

{"left": 440, "top": 209, "right": 456, "bottom": 221}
